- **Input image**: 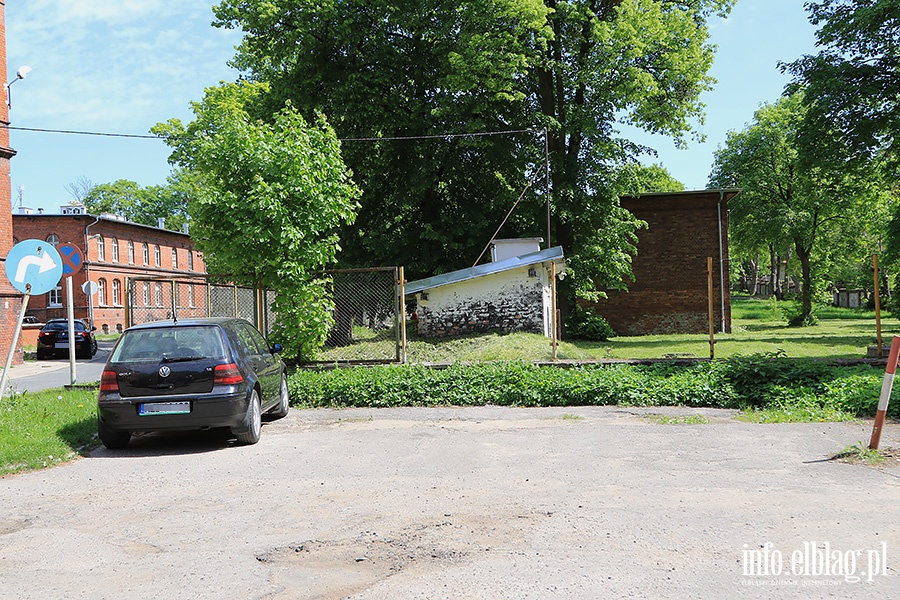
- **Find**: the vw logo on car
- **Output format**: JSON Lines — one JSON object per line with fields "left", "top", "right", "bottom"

{"left": 158, "top": 366, "right": 171, "bottom": 378}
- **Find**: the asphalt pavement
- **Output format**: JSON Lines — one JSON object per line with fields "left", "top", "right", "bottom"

{"left": 1, "top": 406, "right": 898, "bottom": 599}
{"left": 1, "top": 339, "right": 114, "bottom": 393}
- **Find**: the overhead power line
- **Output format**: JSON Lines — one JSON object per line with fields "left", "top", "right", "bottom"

{"left": 3, "top": 124, "right": 542, "bottom": 142}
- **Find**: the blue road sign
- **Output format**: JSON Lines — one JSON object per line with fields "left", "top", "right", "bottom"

{"left": 4, "top": 239, "right": 63, "bottom": 295}
{"left": 57, "top": 243, "right": 84, "bottom": 275}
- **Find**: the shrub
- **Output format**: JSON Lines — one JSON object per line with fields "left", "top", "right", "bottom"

{"left": 289, "top": 356, "right": 900, "bottom": 420}
{"left": 566, "top": 306, "right": 616, "bottom": 341}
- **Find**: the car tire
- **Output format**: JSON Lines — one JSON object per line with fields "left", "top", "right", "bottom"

{"left": 268, "top": 375, "right": 290, "bottom": 420}
{"left": 234, "top": 388, "right": 262, "bottom": 445}
{"left": 98, "top": 420, "right": 131, "bottom": 449}
{"left": 36, "top": 349, "right": 47, "bottom": 360}
{"left": 77, "top": 345, "right": 92, "bottom": 360}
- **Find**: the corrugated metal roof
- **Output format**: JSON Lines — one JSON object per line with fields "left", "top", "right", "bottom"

{"left": 404, "top": 246, "right": 565, "bottom": 295}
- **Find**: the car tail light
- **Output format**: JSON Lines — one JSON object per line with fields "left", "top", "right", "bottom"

{"left": 100, "top": 370, "right": 119, "bottom": 392}
{"left": 214, "top": 363, "right": 244, "bottom": 385}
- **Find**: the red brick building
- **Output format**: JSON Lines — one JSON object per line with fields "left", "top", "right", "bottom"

{"left": 0, "top": 0, "right": 24, "bottom": 364}
{"left": 588, "top": 189, "right": 738, "bottom": 336}
{"left": 13, "top": 208, "right": 206, "bottom": 334}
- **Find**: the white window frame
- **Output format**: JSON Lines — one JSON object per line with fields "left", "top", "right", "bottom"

{"left": 98, "top": 279, "right": 107, "bottom": 306}
{"left": 127, "top": 241, "right": 135, "bottom": 264}
{"left": 111, "top": 238, "right": 119, "bottom": 263}
{"left": 112, "top": 280, "right": 121, "bottom": 306}
{"left": 97, "top": 238, "right": 105, "bottom": 261}
{"left": 48, "top": 286, "right": 62, "bottom": 307}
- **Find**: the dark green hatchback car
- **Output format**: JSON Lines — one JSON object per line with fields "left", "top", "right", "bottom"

{"left": 97, "top": 317, "right": 289, "bottom": 449}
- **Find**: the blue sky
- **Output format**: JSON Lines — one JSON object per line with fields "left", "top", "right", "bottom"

{"left": 6, "top": 1, "right": 818, "bottom": 212}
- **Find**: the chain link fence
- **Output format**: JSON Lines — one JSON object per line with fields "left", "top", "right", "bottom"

{"left": 311, "top": 267, "right": 405, "bottom": 364}
{"left": 126, "top": 271, "right": 404, "bottom": 363}
{"left": 126, "top": 277, "right": 275, "bottom": 335}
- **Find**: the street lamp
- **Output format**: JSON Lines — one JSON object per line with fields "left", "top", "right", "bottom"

{"left": 6, "top": 65, "right": 32, "bottom": 108}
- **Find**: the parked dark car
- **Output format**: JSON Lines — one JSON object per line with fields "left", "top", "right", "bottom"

{"left": 36, "top": 318, "right": 98, "bottom": 360}
{"left": 97, "top": 317, "right": 289, "bottom": 449}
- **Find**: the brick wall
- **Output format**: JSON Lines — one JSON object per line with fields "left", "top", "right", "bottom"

{"left": 588, "top": 190, "right": 735, "bottom": 336}
{"left": 0, "top": 0, "right": 24, "bottom": 365}
{"left": 13, "top": 214, "right": 206, "bottom": 334}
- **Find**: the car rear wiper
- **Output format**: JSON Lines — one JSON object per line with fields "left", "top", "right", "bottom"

{"left": 162, "top": 355, "right": 205, "bottom": 363}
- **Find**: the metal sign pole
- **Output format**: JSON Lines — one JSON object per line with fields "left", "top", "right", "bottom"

{"left": 67, "top": 276, "right": 77, "bottom": 385}
{"left": 0, "top": 289, "right": 31, "bottom": 401}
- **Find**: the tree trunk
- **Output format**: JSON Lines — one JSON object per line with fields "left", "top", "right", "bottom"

{"left": 794, "top": 239, "right": 814, "bottom": 325}
{"left": 749, "top": 256, "right": 759, "bottom": 296}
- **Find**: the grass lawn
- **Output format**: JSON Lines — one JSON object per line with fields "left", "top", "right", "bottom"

{"left": 0, "top": 388, "right": 98, "bottom": 476}
{"left": 394, "top": 297, "right": 900, "bottom": 362}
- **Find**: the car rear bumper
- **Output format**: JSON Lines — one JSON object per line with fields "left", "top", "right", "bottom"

{"left": 98, "top": 390, "right": 249, "bottom": 433}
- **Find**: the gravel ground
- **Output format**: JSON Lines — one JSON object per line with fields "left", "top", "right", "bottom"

{"left": 1, "top": 405, "right": 898, "bottom": 599}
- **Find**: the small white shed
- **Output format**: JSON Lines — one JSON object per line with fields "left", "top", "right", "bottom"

{"left": 405, "top": 246, "right": 565, "bottom": 338}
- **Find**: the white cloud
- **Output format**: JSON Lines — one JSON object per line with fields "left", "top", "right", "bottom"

{"left": 6, "top": 1, "right": 241, "bottom": 131}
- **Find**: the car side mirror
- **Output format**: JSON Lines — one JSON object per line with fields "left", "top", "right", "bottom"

{"left": 271, "top": 343, "right": 283, "bottom": 354}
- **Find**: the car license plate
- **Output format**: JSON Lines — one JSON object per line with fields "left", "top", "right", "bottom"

{"left": 54, "top": 342, "right": 69, "bottom": 349}
{"left": 139, "top": 402, "right": 191, "bottom": 416}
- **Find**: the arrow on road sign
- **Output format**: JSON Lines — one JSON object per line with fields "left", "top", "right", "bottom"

{"left": 14, "top": 251, "right": 57, "bottom": 283}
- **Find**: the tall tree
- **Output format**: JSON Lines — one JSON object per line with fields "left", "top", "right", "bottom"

{"left": 784, "top": 0, "right": 900, "bottom": 169}
{"left": 710, "top": 93, "right": 872, "bottom": 324}
{"left": 152, "top": 82, "right": 361, "bottom": 358}
{"left": 211, "top": 0, "right": 733, "bottom": 303}
{"left": 82, "top": 177, "right": 191, "bottom": 231}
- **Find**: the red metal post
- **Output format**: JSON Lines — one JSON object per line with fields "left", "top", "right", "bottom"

{"left": 869, "top": 335, "right": 900, "bottom": 450}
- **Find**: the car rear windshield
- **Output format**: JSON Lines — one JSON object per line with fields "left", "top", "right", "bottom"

{"left": 43, "top": 321, "right": 86, "bottom": 331}
{"left": 110, "top": 326, "right": 228, "bottom": 363}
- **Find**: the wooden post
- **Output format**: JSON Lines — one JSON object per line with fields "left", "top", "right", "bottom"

{"left": 874, "top": 254, "right": 883, "bottom": 359}
{"left": 551, "top": 261, "right": 559, "bottom": 361}
{"left": 708, "top": 257, "right": 715, "bottom": 359}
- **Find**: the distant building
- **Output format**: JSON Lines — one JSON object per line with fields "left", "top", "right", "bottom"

{"left": 586, "top": 189, "right": 737, "bottom": 336}
{"left": 13, "top": 208, "right": 206, "bottom": 334}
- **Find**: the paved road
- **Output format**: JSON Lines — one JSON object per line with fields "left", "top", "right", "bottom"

{"left": 2, "top": 340, "right": 114, "bottom": 393}
{"left": 1, "top": 405, "right": 898, "bottom": 599}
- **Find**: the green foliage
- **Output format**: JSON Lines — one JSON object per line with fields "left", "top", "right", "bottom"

{"left": 153, "top": 82, "right": 361, "bottom": 358}
{"left": 711, "top": 92, "right": 875, "bottom": 324}
{"left": 785, "top": 0, "right": 900, "bottom": 170}
{"left": 211, "top": 0, "right": 733, "bottom": 296}
{"left": 0, "top": 389, "right": 98, "bottom": 476}
{"left": 288, "top": 355, "right": 899, "bottom": 421}
{"left": 566, "top": 305, "right": 616, "bottom": 341}
{"left": 82, "top": 176, "right": 191, "bottom": 230}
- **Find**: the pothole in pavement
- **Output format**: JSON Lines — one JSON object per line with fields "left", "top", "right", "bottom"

{"left": 257, "top": 512, "right": 551, "bottom": 599}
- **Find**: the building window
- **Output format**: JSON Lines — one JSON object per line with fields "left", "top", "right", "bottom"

{"left": 188, "top": 286, "right": 195, "bottom": 308}
{"left": 154, "top": 245, "right": 161, "bottom": 267}
{"left": 172, "top": 248, "right": 178, "bottom": 270}
{"left": 98, "top": 279, "right": 107, "bottom": 306}
{"left": 155, "top": 283, "right": 163, "bottom": 306}
{"left": 111, "top": 238, "right": 119, "bottom": 263}
{"left": 142, "top": 243, "right": 149, "bottom": 265}
{"left": 142, "top": 282, "right": 150, "bottom": 306}
{"left": 112, "top": 280, "right": 121, "bottom": 306}
{"left": 97, "top": 237, "right": 105, "bottom": 261}
{"left": 128, "top": 241, "right": 135, "bottom": 264}
{"left": 46, "top": 234, "right": 60, "bottom": 246}
{"left": 48, "top": 286, "right": 62, "bottom": 307}
{"left": 188, "top": 252, "right": 194, "bottom": 272}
